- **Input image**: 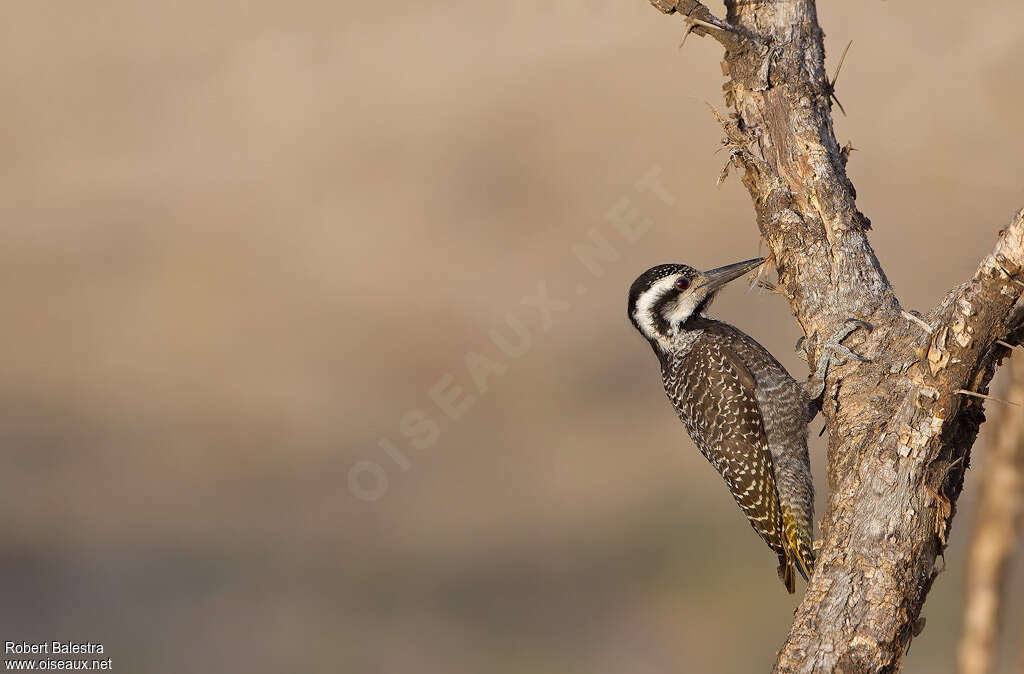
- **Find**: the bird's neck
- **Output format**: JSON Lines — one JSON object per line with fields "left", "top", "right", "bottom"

{"left": 653, "top": 315, "right": 718, "bottom": 360}
{"left": 681, "top": 314, "right": 719, "bottom": 332}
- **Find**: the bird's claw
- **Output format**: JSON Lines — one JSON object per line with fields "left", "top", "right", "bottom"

{"left": 828, "top": 342, "right": 871, "bottom": 364}
{"left": 804, "top": 318, "right": 874, "bottom": 418}
{"left": 818, "top": 318, "right": 873, "bottom": 364}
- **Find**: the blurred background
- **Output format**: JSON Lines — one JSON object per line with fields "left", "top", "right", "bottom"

{"left": 1, "top": 1, "right": 1022, "bottom": 672}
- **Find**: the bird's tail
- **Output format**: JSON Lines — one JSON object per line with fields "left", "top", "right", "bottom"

{"left": 776, "top": 553, "right": 795, "bottom": 594}
{"left": 782, "top": 507, "right": 815, "bottom": 585}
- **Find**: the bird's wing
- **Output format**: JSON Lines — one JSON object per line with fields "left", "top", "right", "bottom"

{"left": 673, "top": 336, "right": 795, "bottom": 591}
{"left": 699, "top": 321, "right": 815, "bottom": 583}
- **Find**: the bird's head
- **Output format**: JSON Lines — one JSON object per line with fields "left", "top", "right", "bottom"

{"left": 627, "top": 257, "right": 765, "bottom": 351}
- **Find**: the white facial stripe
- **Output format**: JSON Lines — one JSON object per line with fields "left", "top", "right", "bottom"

{"left": 664, "top": 291, "right": 701, "bottom": 328}
{"left": 632, "top": 274, "right": 711, "bottom": 350}
{"left": 632, "top": 275, "right": 679, "bottom": 350}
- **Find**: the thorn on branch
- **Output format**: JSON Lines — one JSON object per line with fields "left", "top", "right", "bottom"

{"left": 747, "top": 251, "right": 784, "bottom": 296}
{"left": 839, "top": 141, "right": 857, "bottom": 169}
{"left": 902, "top": 310, "right": 934, "bottom": 334}
{"left": 826, "top": 40, "right": 853, "bottom": 116}
{"left": 996, "top": 339, "right": 1024, "bottom": 354}
{"left": 746, "top": 253, "right": 773, "bottom": 294}
{"left": 716, "top": 149, "right": 742, "bottom": 185}
{"left": 956, "top": 389, "right": 1022, "bottom": 408}
{"left": 680, "top": 13, "right": 724, "bottom": 48}
{"left": 653, "top": 0, "right": 756, "bottom": 51}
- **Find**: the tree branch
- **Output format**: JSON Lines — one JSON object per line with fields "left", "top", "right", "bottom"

{"left": 642, "top": 1, "right": 1024, "bottom": 671}
{"left": 957, "top": 356, "right": 1024, "bottom": 674}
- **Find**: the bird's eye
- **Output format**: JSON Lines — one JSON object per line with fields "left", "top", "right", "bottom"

{"left": 675, "top": 278, "right": 691, "bottom": 291}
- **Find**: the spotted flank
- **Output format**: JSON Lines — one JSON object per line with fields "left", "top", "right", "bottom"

{"left": 662, "top": 321, "right": 815, "bottom": 593}
{"left": 627, "top": 263, "right": 815, "bottom": 594}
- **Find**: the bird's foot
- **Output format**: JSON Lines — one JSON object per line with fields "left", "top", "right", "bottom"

{"left": 804, "top": 319, "right": 873, "bottom": 418}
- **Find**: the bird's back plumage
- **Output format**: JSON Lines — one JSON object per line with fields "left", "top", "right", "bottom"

{"left": 662, "top": 317, "right": 814, "bottom": 592}
{"left": 627, "top": 259, "right": 814, "bottom": 592}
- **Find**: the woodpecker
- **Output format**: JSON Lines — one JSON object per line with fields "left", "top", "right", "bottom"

{"left": 627, "top": 258, "right": 869, "bottom": 592}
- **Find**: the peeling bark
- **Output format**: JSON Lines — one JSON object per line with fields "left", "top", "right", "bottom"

{"left": 643, "top": 1, "right": 1024, "bottom": 671}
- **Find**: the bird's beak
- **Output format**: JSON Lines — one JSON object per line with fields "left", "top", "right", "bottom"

{"left": 701, "top": 257, "right": 765, "bottom": 292}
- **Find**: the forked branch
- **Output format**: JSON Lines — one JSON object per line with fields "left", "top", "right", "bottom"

{"left": 643, "top": 1, "right": 1024, "bottom": 671}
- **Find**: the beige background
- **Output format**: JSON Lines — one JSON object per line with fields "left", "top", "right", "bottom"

{"left": 1, "top": 1, "right": 1022, "bottom": 672}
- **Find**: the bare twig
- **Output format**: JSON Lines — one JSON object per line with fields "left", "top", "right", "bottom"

{"left": 956, "top": 390, "right": 1021, "bottom": 408}
{"left": 648, "top": 0, "right": 752, "bottom": 51}
{"left": 957, "top": 357, "right": 1024, "bottom": 674}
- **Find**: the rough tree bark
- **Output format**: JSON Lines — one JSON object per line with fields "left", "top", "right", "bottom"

{"left": 957, "top": 357, "right": 1024, "bottom": 674}
{"left": 643, "top": 1, "right": 1024, "bottom": 672}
